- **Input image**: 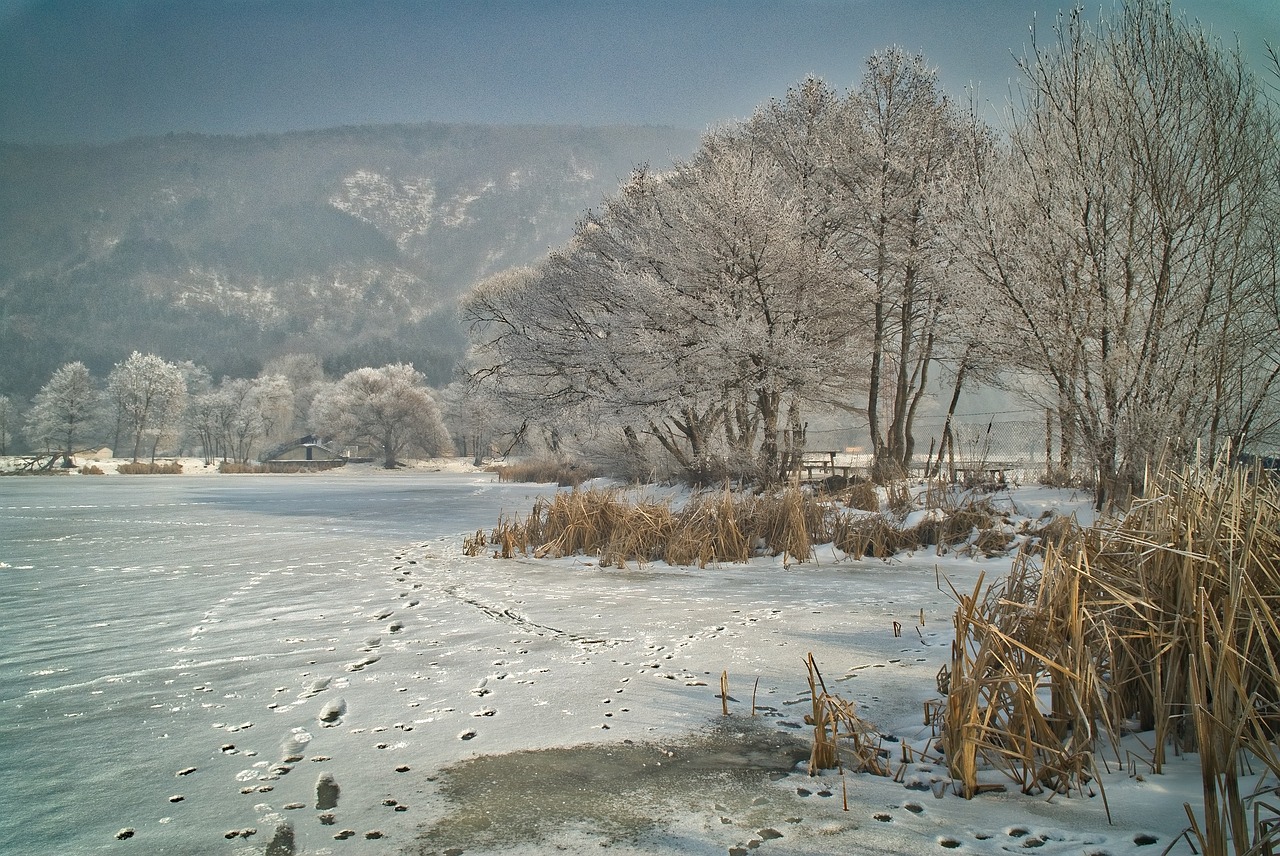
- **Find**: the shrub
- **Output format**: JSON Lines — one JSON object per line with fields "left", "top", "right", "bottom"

{"left": 78, "top": 464, "right": 105, "bottom": 475}
{"left": 492, "top": 457, "right": 597, "bottom": 487}
{"left": 117, "top": 461, "right": 183, "bottom": 474}
{"left": 218, "top": 461, "right": 271, "bottom": 474}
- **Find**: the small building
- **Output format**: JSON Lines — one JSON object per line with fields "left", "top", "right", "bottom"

{"left": 261, "top": 436, "right": 347, "bottom": 471}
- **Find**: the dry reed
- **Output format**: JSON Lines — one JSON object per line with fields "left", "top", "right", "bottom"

{"left": 805, "top": 654, "right": 893, "bottom": 778}
{"left": 117, "top": 461, "right": 183, "bottom": 474}
{"left": 931, "top": 460, "right": 1280, "bottom": 855}
{"left": 492, "top": 457, "right": 596, "bottom": 487}
{"left": 476, "top": 484, "right": 1045, "bottom": 568}
{"left": 851, "top": 480, "right": 881, "bottom": 512}
{"left": 218, "top": 461, "right": 273, "bottom": 474}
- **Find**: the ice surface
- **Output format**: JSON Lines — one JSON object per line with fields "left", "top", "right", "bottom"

{"left": 0, "top": 473, "right": 1201, "bottom": 855}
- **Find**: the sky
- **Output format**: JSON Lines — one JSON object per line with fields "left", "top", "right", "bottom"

{"left": 0, "top": 0, "right": 1276, "bottom": 144}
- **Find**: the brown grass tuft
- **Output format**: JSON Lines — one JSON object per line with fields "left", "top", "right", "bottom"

{"left": 927, "top": 459, "right": 1280, "bottom": 855}
{"left": 218, "top": 461, "right": 272, "bottom": 474}
{"left": 118, "top": 461, "right": 183, "bottom": 474}
{"left": 477, "top": 485, "right": 1034, "bottom": 568}
{"left": 491, "top": 457, "right": 596, "bottom": 487}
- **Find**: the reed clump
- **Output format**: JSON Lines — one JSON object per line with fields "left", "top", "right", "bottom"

{"left": 218, "top": 461, "right": 272, "bottom": 474}
{"left": 474, "top": 484, "right": 1029, "bottom": 568}
{"left": 839, "top": 480, "right": 881, "bottom": 512}
{"left": 930, "top": 460, "right": 1280, "bottom": 855}
{"left": 117, "top": 461, "right": 183, "bottom": 474}
{"left": 491, "top": 457, "right": 596, "bottom": 487}
{"left": 805, "top": 654, "right": 892, "bottom": 780}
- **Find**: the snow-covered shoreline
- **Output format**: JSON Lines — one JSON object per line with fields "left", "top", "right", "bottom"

{"left": 0, "top": 455, "right": 489, "bottom": 477}
{"left": 0, "top": 475, "right": 1205, "bottom": 855}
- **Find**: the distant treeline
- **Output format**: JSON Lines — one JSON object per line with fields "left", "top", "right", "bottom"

{"left": 0, "top": 122, "right": 699, "bottom": 399}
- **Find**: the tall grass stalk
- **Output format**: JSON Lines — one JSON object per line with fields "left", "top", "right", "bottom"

{"left": 930, "top": 460, "right": 1279, "bottom": 854}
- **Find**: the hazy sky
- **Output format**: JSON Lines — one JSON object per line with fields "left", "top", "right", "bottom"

{"left": 0, "top": 0, "right": 1275, "bottom": 144}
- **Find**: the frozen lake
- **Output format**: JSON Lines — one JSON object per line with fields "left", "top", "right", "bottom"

{"left": 1, "top": 473, "right": 1193, "bottom": 856}
{"left": 0, "top": 473, "right": 560, "bottom": 855}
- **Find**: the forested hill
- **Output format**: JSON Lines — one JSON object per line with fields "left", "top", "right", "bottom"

{"left": 0, "top": 123, "right": 699, "bottom": 398}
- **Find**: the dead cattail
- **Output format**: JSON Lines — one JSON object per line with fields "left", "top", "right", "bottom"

{"left": 931, "top": 457, "right": 1279, "bottom": 852}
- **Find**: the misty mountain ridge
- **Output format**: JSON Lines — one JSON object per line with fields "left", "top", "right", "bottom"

{"left": 0, "top": 122, "right": 700, "bottom": 397}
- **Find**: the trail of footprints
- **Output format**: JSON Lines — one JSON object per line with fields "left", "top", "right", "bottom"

{"left": 142, "top": 549, "right": 439, "bottom": 849}
{"left": 136, "top": 546, "right": 1148, "bottom": 854}
{"left": 155, "top": 544, "right": 691, "bottom": 850}
{"left": 782, "top": 774, "right": 1163, "bottom": 855}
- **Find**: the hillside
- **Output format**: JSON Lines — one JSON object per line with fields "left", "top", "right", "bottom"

{"left": 0, "top": 123, "right": 699, "bottom": 397}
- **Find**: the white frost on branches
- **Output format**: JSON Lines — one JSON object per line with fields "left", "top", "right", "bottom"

{"left": 309, "top": 363, "right": 452, "bottom": 468}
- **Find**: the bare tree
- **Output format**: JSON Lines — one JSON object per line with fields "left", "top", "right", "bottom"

{"left": 963, "top": 0, "right": 1280, "bottom": 505}
{"left": 217, "top": 378, "right": 267, "bottom": 464}
{"left": 309, "top": 364, "right": 451, "bottom": 468}
{"left": 24, "top": 361, "right": 99, "bottom": 459}
{"left": 187, "top": 385, "right": 232, "bottom": 464}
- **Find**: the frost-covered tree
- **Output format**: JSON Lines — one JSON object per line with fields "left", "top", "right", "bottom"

{"left": 252, "top": 374, "right": 294, "bottom": 447}
{"left": 187, "top": 385, "right": 231, "bottom": 464}
{"left": 436, "top": 380, "right": 526, "bottom": 465}
{"left": 189, "top": 374, "right": 300, "bottom": 464}
{"left": 0, "top": 394, "right": 14, "bottom": 455}
{"left": 594, "top": 133, "right": 855, "bottom": 480}
{"left": 773, "top": 53, "right": 980, "bottom": 479}
{"left": 308, "top": 364, "right": 451, "bottom": 468}
{"left": 465, "top": 124, "right": 862, "bottom": 484}
{"left": 106, "top": 352, "right": 188, "bottom": 462}
{"left": 962, "top": 0, "right": 1280, "bottom": 504}
{"left": 261, "top": 353, "right": 326, "bottom": 438}
{"left": 853, "top": 53, "right": 977, "bottom": 478}
{"left": 734, "top": 64, "right": 997, "bottom": 481}
{"left": 466, "top": 56, "right": 992, "bottom": 484}
{"left": 218, "top": 378, "right": 267, "bottom": 464}
{"left": 24, "top": 362, "right": 99, "bottom": 458}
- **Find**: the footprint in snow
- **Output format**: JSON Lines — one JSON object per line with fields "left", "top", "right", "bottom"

{"left": 318, "top": 698, "right": 346, "bottom": 727}
{"left": 298, "top": 677, "right": 331, "bottom": 699}
{"left": 280, "top": 728, "right": 313, "bottom": 761}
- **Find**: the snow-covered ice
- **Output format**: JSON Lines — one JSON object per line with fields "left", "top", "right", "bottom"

{"left": 0, "top": 471, "right": 1203, "bottom": 855}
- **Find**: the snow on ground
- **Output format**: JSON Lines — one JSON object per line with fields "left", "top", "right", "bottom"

{"left": 0, "top": 455, "right": 488, "bottom": 477}
{"left": 0, "top": 471, "right": 1206, "bottom": 855}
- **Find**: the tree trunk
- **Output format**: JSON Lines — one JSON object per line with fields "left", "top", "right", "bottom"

{"left": 867, "top": 297, "right": 886, "bottom": 478}
{"left": 934, "top": 361, "right": 968, "bottom": 479}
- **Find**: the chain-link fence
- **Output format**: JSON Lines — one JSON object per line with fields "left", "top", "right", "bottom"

{"left": 929, "top": 418, "right": 1053, "bottom": 484}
